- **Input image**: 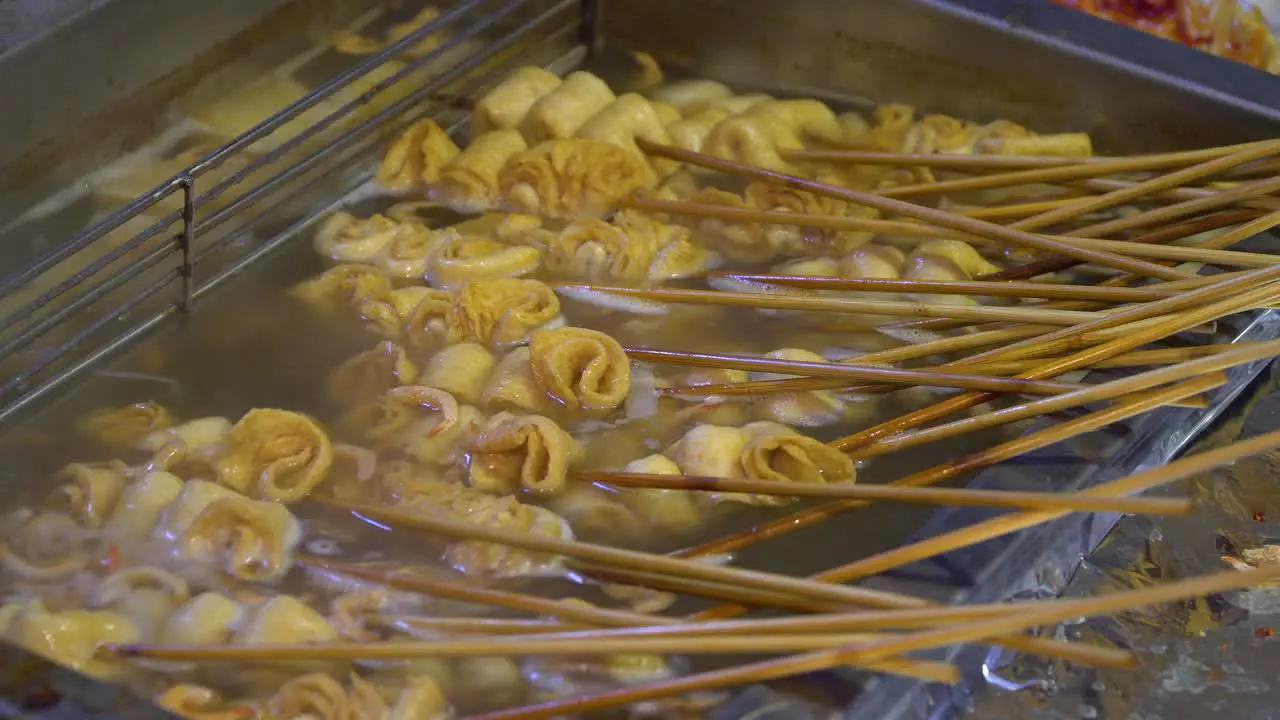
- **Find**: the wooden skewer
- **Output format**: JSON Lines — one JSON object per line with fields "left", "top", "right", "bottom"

{"left": 885, "top": 268, "right": 1260, "bottom": 334}
{"left": 829, "top": 429, "right": 1280, "bottom": 583}
{"left": 313, "top": 498, "right": 933, "bottom": 610}
{"left": 1123, "top": 209, "right": 1266, "bottom": 246}
{"left": 419, "top": 520, "right": 1280, "bottom": 639}
{"left": 566, "top": 565, "right": 1130, "bottom": 673}
{"left": 622, "top": 346, "right": 1087, "bottom": 396}
{"left": 313, "top": 559, "right": 953, "bottom": 681}
{"left": 832, "top": 269, "right": 1280, "bottom": 453}
{"left": 555, "top": 283, "right": 1107, "bottom": 326}
{"left": 623, "top": 197, "right": 962, "bottom": 239}
{"left": 368, "top": 615, "right": 587, "bottom": 635}
{"left": 843, "top": 339, "right": 1280, "bottom": 461}
{"left": 708, "top": 273, "right": 1176, "bottom": 302}
{"left": 634, "top": 199, "right": 1271, "bottom": 271}
{"left": 780, "top": 150, "right": 1089, "bottom": 170}
{"left": 1079, "top": 175, "right": 1280, "bottom": 214}
{"left": 980, "top": 177, "right": 1280, "bottom": 285}
{"left": 946, "top": 345, "right": 1254, "bottom": 374}
{"left": 635, "top": 139, "right": 1191, "bottom": 281}
{"left": 299, "top": 558, "right": 663, "bottom": 628}
{"left": 579, "top": 471, "right": 1195, "bottom": 515}
{"left": 866, "top": 142, "right": 1280, "bottom": 200}
{"left": 781, "top": 141, "right": 1270, "bottom": 173}
{"left": 658, "top": 325, "right": 1059, "bottom": 397}
{"left": 1032, "top": 236, "right": 1279, "bottom": 267}
{"left": 981, "top": 206, "right": 1278, "bottom": 283}
{"left": 305, "top": 505, "right": 1155, "bottom": 672}
{"left": 962, "top": 197, "right": 1085, "bottom": 221}
{"left": 1004, "top": 141, "right": 1280, "bottom": 232}
{"left": 1075, "top": 173, "right": 1280, "bottom": 237}
{"left": 307, "top": 509, "right": 1131, "bottom": 671}
{"left": 662, "top": 344, "right": 1247, "bottom": 399}
{"left": 466, "top": 565, "right": 1280, "bottom": 720}
{"left": 576, "top": 564, "right": 847, "bottom": 615}
{"left": 963, "top": 273, "right": 1280, "bottom": 368}
{"left": 106, "top": 632, "right": 907, "bottom": 661}
{"left": 678, "top": 285, "right": 1252, "bottom": 565}
{"left": 676, "top": 373, "right": 1220, "bottom": 566}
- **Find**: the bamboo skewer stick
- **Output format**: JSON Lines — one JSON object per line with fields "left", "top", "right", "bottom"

{"left": 832, "top": 270, "right": 1280, "bottom": 453}
{"left": 1075, "top": 173, "right": 1280, "bottom": 237}
{"left": 981, "top": 210, "right": 1269, "bottom": 281}
{"left": 107, "top": 633, "right": 909, "bottom": 661}
{"left": 632, "top": 199, "right": 1271, "bottom": 271}
{"left": 622, "top": 347, "right": 1087, "bottom": 396}
{"left": 829, "top": 430, "right": 1280, "bottom": 583}
{"left": 663, "top": 344, "right": 1248, "bottom": 399}
{"left": 623, "top": 197, "right": 964, "bottom": 239}
{"left": 946, "top": 345, "right": 1252, "bottom": 373}
{"left": 677, "top": 289, "right": 1257, "bottom": 567}
{"left": 709, "top": 273, "right": 1178, "bottom": 302}
{"left": 300, "top": 559, "right": 664, "bottom": 628}
{"left": 983, "top": 173, "right": 1280, "bottom": 284}
{"left": 842, "top": 339, "right": 1280, "bottom": 461}
{"left": 659, "top": 325, "right": 1061, "bottom": 398}
{"left": 635, "top": 139, "right": 1191, "bottom": 281}
{"left": 556, "top": 283, "right": 1108, "bottom": 326}
{"left": 577, "top": 565, "right": 847, "bottom": 615}
{"left": 368, "top": 615, "right": 587, "bottom": 635}
{"left": 466, "top": 565, "right": 1280, "bottom": 720}
{"left": 1031, "top": 237, "right": 1279, "bottom": 267}
{"left": 676, "top": 373, "right": 1220, "bottom": 565}
{"left": 307, "top": 510, "right": 1134, "bottom": 670}
{"left": 781, "top": 141, "right": 1271, "bottom": 173}
{"left": 307, "top": 561, "right": 958, "bottom": 683}
{"left": 307, "top": 562, "right": 960, "bottom": 683}
{"left": 869, "top": 142, "right": 1280, "bottom": 200}
{"left": 1125, "top": 209, "right": 1265, "bottom": 246}
{"left": 1003, "top": 141, "right": 1280, "bottom": 232}
{"left": 1080, "top": 176, "right": 1280, "bottom": 212}
{"left": 580, "top": 471, "right": 1195, "bottom": 515}
{"left": 312, "top": 499, "right": 933, "bottom": 610}
{"left": 964, "top": 273, "right": 1280, "bottom": 368}
{"left": 962, "top": 197, "right": 1086, "bottom": 221}
{"left": 402, "top": 511, "right": 1280, "bottom": 639}
{"left": 781, "top": 150, "right": 1089, "bottom": 170}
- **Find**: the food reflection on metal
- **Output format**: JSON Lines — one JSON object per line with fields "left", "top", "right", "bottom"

{"left": 10, "top": 17, "right": 1280, "bottom": 720}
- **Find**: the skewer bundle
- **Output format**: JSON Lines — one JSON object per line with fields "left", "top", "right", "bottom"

{"left": 10, "top": 55, "right": 1280, "bottom": 720}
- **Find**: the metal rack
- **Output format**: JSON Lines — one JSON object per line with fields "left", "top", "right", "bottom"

{"left": 0, "top": 0, "right": 584, "bottom": 426}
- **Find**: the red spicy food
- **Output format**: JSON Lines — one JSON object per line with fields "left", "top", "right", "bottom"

{"left": 1050, "top": 0, "right": 1279, "bottom": 72}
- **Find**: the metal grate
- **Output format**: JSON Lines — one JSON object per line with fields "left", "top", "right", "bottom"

{"left": 0, "top": 0, "right": 585, "bottom": 426}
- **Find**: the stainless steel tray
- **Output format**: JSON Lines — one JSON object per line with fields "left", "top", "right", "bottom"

{"left": 1, "top": 0, "right": 1278, "bottom": 718}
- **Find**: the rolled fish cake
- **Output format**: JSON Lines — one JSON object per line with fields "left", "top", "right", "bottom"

{"left": 376, "top": 118, "right": 461, "bottom": 193}
{"left": 666, "top": 108, "right": 729, "bottom": 154}
{"left": 650, "top": 79, "right": 733, "bottom": 115}
{"left": 472, "top": 66, "right": 564, "bottom": 136}
{"left": 520, "top": 71, "right": 616, "bottom": 144}
{"left": 499, "top": 138, "right": 656, "bottom": 219}
{"left": 432, "top": 129, "right": 529, "bottom": 212}
{"left": 576, "top": 93, "right": 678, "bottom": 175}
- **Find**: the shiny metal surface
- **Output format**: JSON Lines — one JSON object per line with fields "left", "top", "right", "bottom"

{"left": 958, "top": 360, "right": 1280, "bottom": 720}
{"left": 598, "top": 0, "right": 1280, "bottom": 149}
{"left": 0, "top": 0, "right": 582, "bottom": 425}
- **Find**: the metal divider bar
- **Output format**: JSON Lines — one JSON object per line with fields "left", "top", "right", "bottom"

{"left": 0, "top": 0, "right": 527, "bottom": 338}
{"left": 0, "top": 0, "right": 495, "bottom": 302}
{"left": 0, "top": 1, "right": 584, "bottom": 424}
